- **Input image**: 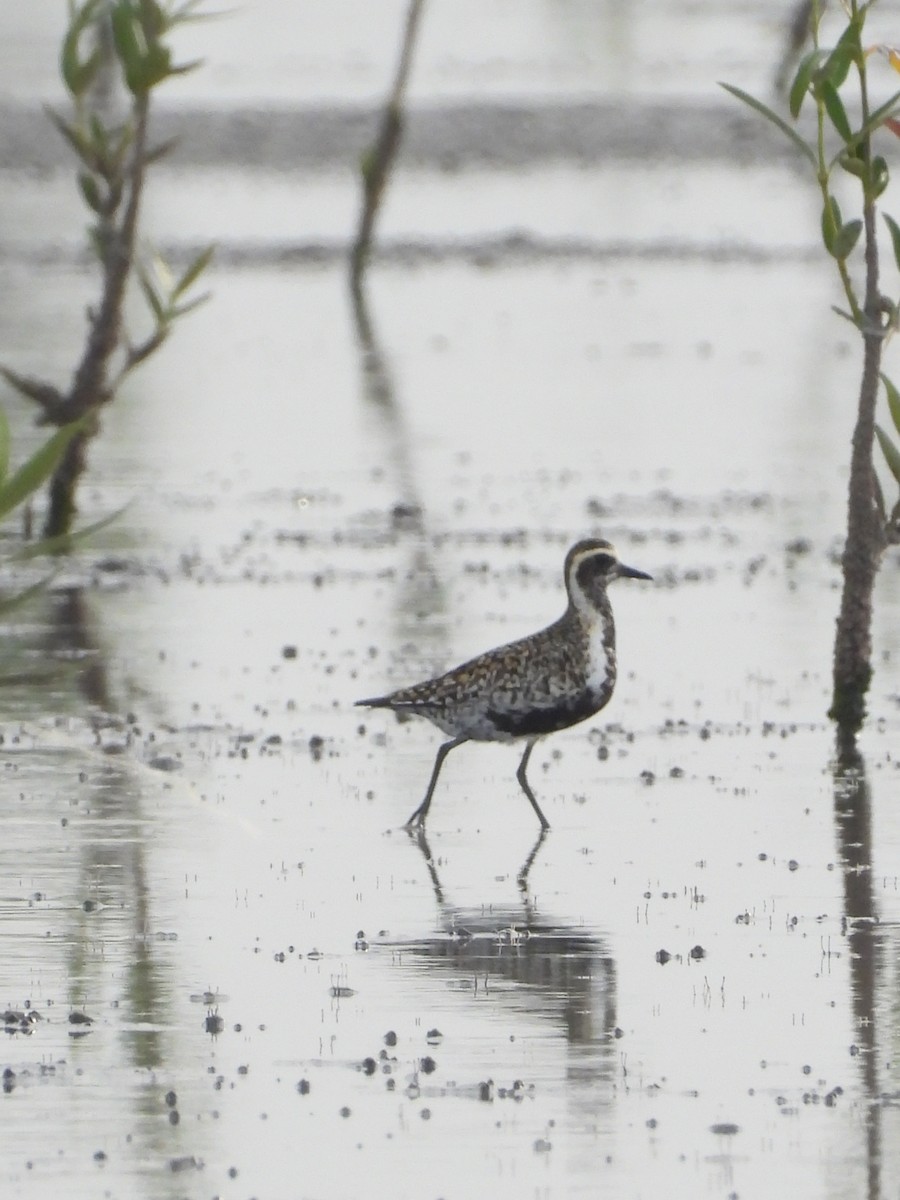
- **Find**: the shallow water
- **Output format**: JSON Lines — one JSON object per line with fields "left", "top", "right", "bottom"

{"left": 2, "top": 3, "right": 900, "bottom": 1199}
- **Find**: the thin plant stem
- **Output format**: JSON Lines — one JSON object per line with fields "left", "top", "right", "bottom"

{"left": 829, "top": 2, "right": 887, "bottom": 744}
{"left": 45, "top": 92, "right": 150, "bottom": 538}
{"left": 349, "top": 0, "right": 425, "bottom": 298}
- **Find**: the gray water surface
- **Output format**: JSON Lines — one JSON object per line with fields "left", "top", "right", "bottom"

{"left": 1, "top": 4, "right": 900, "bottom": 1198}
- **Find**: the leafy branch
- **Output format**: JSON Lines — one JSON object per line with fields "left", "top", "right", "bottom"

{"left": 0, "top": 413, "right": 122, "bottom": 612}
{"left": 723, "top": 1, "right": 900, "bottom": 742}
{"left": 0, "top": 0, "right": 214, "bottom": 538}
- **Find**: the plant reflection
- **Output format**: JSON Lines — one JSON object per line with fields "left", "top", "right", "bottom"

{"left": 44, "top": 588, "right": 170, "bottom": 1073}
{"left": 45, "top": 585, "right": 112, "bottom": 712}
{"left": 350, "top": 281, "right": 450, "bottom": 670}
{"left": 833, "top": 745, "right": 882, "bottom": 1200}
{"left": 398, "top": 826, "right": 618, "bottom": 1058}
{"left": 0, "top": 582, "right": 186, "bottom": 1100}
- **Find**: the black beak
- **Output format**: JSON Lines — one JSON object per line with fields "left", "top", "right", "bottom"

{"left": 617, "top": 562, "right": 652, "bottom": 582}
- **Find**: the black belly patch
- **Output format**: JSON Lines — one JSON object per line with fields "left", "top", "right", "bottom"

{"left": 487, "top": 692, "right": 602, "bottom": 737}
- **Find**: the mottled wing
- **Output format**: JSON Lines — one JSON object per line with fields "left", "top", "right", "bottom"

{"left": 477, "top": 620, "right": 600, "bottom": 735}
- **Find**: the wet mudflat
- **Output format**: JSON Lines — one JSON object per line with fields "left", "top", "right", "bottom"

{"left": 2, "top": 3, "right": 900, "bottom": 1199}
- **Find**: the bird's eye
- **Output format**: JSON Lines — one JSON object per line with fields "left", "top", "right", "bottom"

{"left": 589, "top": 553, "right": 615, "bottom": 574}
{"left": 574, "top": 551, "right": 615, "bottom": 592}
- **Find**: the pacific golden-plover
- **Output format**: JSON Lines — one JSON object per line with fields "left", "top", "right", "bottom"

{"left": 356, "top": 538, "right": 652, "bottom": 830}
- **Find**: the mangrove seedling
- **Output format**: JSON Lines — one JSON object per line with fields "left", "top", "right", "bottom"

{"left": 723, "top": 1, "right": 900, "bottom": 749}
{"left": 1, "top": 0, "right": 214, "bottom": 538}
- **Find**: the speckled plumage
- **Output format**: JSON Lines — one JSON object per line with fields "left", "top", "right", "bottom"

{"left": 357, "top": 538, "right": 651, "bottom": 830}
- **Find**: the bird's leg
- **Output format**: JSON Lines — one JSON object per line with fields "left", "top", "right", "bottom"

{"left": 515, "top": 738, "right": 550, "bottom": 830}
{"left": 405, "top": 824, "right": 446, "bottom": 904}
{"left": 404, "top": 736, "right": 468, "bottom": 827}
{"left": 517, "top": 826, "right": 549, "bottom": 901}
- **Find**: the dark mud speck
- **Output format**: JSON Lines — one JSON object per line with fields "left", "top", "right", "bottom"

{"left": 169, "top": 1156, "right": 202, "bottom": 1173}
{"left": 148, "top": 755, "right": 182, "bottom": 772}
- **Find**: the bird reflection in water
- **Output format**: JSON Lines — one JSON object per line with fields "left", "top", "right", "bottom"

{"left": 397, "top": 826, "right": 617, "bottom": 1056}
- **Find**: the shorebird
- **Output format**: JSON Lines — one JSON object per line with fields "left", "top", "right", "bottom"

{"left": 356, "top": 538, "right": 651, "bottom": 830}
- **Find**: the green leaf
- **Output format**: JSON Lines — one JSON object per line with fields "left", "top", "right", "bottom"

{"left": 820, "top": 81, "right": 853, "bottom": 143}
{"left": 871, "top": 156, "right": 890, "bottom": 199}
{"left": 62, "top": 42, "right": 102, "bottom": 98}
{"left": 137, "top": 266, "right": 167, "bottom": 324}
{"left": 169, "top": 292, "right": 210, "bottom": 319}
{"left": 61, "top": 0, "right": 105, "bottom": 96}
{"left": 43, "top": 106, "right": 100, "bottom": 172}
{"left": 109, "top": 122, "right": 136, "bottom": 173}
{"left": 120, "top": 328, "right": 168, "bottom": 374}
{"left": 173, "top": 244, "right": 215, "bottom": 299}
{"left": 0, "top": 366, "right": 64, "bottom": 414}
{"left": 88, "top": 113, "right": 109, "bottom": 152}
{"left": 87, "top": 222, "right": 111, "bottom": 263}
{"left": 137, "top": 0, "right": 167, "bottom": 39}
{"left": 833, "top": 218, "right": 862, "bottom": 259}
{"left": 0, "top": 574, "right": 58, "bottom": 617}
{"left": 719, "top": 83, "right": 817, "bottom": 167}
{"left": 85, "top": 115, "right": 117, "bottom": 182}
{"left": 838, "top": 151, "right": 867, "bottom": 179}
{"left": 821, "top": 196, "right": 841, "bottom": 254}
{"left": 163, "top": 56, "right": 203, "bottom": 80}
{"left": 170, "top": 0, "right": 213, "bottom": 23}
{"left": 141, "top": 136, "right": 179, "bottom": 166}
{"left": 876, "top": 425, "right": 900, "bottom": 486}
{"left": 8, "top": 505, "right": 126, "bottom": 562}
{"left": 141, "top": 40, "right": 174, "bottom": 89}
{"left": 851, "top": 88, "right": 900, "bottom": 144}
{"left": 821, "top": 22, "right": 859, "bottom": 91}
{"left": 884, "top": 214, "right": 900, "bottom": 274}
{"left": 111, "top": 2, "right": 148, "bottom": 94}
{"left": 831, "top": 305, "right": 864, "bottom": 329}
{"left": 0, "top": 418, "right": 88, "bottom": 524}
{"left": 0, "top": 406, "right": 9, "bottom": 484}
{"left": 77, "top": 171, "right": 106, "bottom": 215}
{"left": 881, "top": 374, "right": 900, "bottom": 438}
{"left": 836, "top": 14, "right": 863, "bottom": 56}
{"left": 789, "top": 49, "right": 826, "bottom": 119}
